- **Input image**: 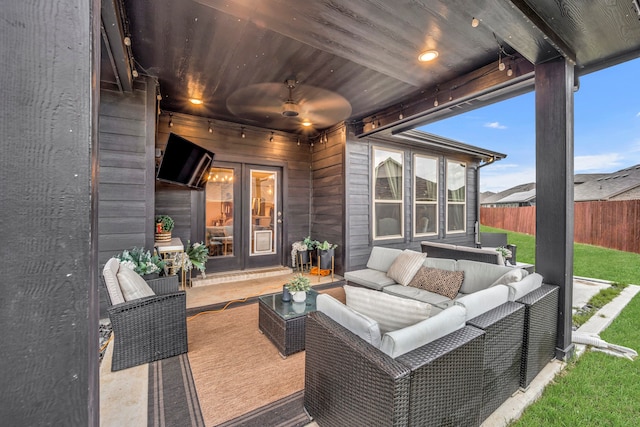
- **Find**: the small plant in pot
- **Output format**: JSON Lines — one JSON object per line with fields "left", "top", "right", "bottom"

{"left": 285, "top": 274, "right": 312, "bottom": 303}
{"left": 155, "top": 215, "right": 175, "bottom": 242}
{"left": 316, "top": 240, "right": 338, "bottom": 270}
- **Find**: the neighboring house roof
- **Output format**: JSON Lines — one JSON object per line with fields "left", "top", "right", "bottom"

{"left": 481, "top": 183, "right": 536, "bottom": 205}
{"left": 574, "top": 173, "right": 608, "bottom": 185}
{"left": 575, "top": 164, "right": 640, "bottom": 201}
{"left": 493, "top": 189, "right": 537, "bottom": 204}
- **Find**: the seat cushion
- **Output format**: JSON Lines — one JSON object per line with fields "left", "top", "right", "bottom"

{"left": 344, "top": 269, "right": 397, "bottom": 290}
{"left": 379, "top": 305, "right": 466, "bottom": 358}
{"left": 103, "top": 258, "right": 125, "bottom": 305}
{"left": 316, "top": 293, "right": 382, "bottom": 348}
{"left": 344, "top": 285, "right": 432, "bottom": 335}
{"left": 383, "top": 284, "right": 452, "bottom": 307}
{"left": 408, "top": 267, "right": 464, "bottom": 299}
{"left": 116, "top": 264, "right": 155, "bottom": 301}
{"left": 490, "top": 268, "right": 528, "bottom": 287}
{"left": 386, "top": 249, "right": 426, "bottom": 286}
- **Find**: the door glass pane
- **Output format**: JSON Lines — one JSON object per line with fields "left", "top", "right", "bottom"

{"left": 205, "top": 168, "right": 234, "bottom": 257}
{"left": 250, "top": 169, "right": 276, "bottom": 256}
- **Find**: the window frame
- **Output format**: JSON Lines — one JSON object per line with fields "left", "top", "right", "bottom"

{"left": 412, "top": 154, "right": 439, "bottom": 238}
{"left": 372, "top": 146, "right": 404, "bottom": 240}
{"left": 446, "top": 159, "right": 467, "bottom": 234}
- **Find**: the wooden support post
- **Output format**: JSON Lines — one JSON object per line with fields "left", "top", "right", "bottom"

{"left": 535, "top": 57, "right": 575, "bottom": 360}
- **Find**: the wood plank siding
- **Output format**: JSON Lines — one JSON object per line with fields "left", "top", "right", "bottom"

{"left": 344, "top": 129, "right": 480, "bottom": 271}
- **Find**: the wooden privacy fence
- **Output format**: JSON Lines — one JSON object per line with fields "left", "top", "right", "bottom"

{"left": 481, "top": 200, "right": 640, "bottom": 254}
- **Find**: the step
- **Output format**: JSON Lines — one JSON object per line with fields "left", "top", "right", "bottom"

{"left": 190, "top": 266, "right": 293, "bottom": 287}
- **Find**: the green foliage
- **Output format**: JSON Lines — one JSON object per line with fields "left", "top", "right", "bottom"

{"left": 155, "top": 214, "right": 175, "bottom": 232}
{"left": 185, "top": 240, "right": 208, "bottom": 273}
{"left": 285, "top": 274, "right": 311, "bottom": 292}
{"left": 115, "top": 247, "right": 166, "bottom": 275}
{"left": 316, "top": 240, "right": 337, "bottom": 250}
{"left": 573, "top": 282, "right": 627, "bottom": 328}
{"left": 511, "top": 293, "right": 640, "bottom": 426}
{"left": 302, "top": 236, "right": 316, "bottom": 249}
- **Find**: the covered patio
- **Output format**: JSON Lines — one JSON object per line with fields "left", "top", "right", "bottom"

{"left": 3, "top": 0, "right": 640, "bottom": 425}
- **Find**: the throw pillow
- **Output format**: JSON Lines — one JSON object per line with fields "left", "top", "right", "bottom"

{"left": 344, "top": 285, "right": 431, "bottom": 335}
{"left": 490, "top": 268, "right": 528, "bottom": 287}
{"left": 117, "top": 264, "right": 155, "bottom": 301}
{"left": 386, "top": 249, "right": 427, "bottom": 286}
{"left": 408, "top": 267, "right": 464, "bottom": 299}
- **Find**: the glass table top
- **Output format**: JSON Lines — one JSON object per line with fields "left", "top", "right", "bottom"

{"left": 258, "top": 289, "right": 319, "bottom": 320}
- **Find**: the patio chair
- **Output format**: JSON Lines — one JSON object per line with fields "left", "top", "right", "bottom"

{"left": 102, "top": 258, "right": 188, "bottom": 371}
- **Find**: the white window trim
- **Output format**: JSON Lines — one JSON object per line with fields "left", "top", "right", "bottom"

{"left": 446, "top": 159, "right": 466, "bottom": 234}
{"left": 372, "top": 146, "right": 404, "bottom": 240}
{"left": 413, "top": 154, "right": 438, "bottom": 237}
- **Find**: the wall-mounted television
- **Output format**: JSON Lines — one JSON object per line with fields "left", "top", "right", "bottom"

{"left": 156, "top": 133, "right": 214, "bottom": 190}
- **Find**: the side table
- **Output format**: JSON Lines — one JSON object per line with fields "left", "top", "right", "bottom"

{"left": 155, "top": 237, "right": 187, "bottom": 289}
{"left": 258, "top": 289, "right": 319, "bottom": 358}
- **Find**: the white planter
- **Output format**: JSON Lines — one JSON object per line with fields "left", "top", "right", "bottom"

{"left": 292, "top": 291, "right": 307, "bottom": 303}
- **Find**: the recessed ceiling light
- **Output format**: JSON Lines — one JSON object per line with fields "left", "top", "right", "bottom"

{"left": 418, "top": 50, "right": 439, "bottom": 62}
{"left": 189, "top": 98, "right": 203, "bottom": 105}
{"left": 301, "top": 119, "right": 312, "bottom": 127}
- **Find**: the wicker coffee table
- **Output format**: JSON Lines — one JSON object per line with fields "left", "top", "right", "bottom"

{"left": 258, "top": 289, "right": 319, "bottom": 358}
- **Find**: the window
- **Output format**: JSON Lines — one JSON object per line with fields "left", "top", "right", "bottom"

{"left": 413, "top": 155, "right": 438, "bottom": 236}
{"left": 373, "top": 147, "right": 403, "bottom": 238}
{"left": 446, "top": 160, "right": 466, "bottom": 233}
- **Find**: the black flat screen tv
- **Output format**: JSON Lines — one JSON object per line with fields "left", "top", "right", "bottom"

{"left": 156, "top": 133, "right": 214, "bottom": 189}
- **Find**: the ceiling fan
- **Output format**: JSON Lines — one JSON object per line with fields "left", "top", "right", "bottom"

{"left": 226, "top": 78, "right": 352, "bottom": 131}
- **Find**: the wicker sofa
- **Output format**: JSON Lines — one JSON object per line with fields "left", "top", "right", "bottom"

{"left": 102, "top": 258, "right": 188, "bottom": 371}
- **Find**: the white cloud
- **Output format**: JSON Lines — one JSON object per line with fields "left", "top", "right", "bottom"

{"left": 484, "top": 121, "right": 507, "bottom": 129}
{"left": 636, "top": 112, "right": 640, "bottom": 117}
{"left": 574, "top": 153, "right": 624, "bottom": 172}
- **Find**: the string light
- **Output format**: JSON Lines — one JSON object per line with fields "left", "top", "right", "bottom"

{"left": 240, "top": 127, "right": 246, "bottom": 138}
{"left": 507, "top": 63, "right": 513, "bottom": 77}
{"left": 297, "top": 137, "right": 301, "bottom": 146}
{"left": 168, "top": 113, "right": 173, "bottom": 128}
{"left": 208, "top": 120, "right": 213, "bottom": 133}
{"left": 269, "top": 131, "right": 274, "bottom": 142}
{"left": 433, "top": 88, "right": 439, "bottom": 107}
{"left": 498, "top": 52, "right": 505, "bottom": 71}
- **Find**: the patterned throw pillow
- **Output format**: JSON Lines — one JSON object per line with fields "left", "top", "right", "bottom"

{"left": 408, "top": 267, "right": 464, "bottom": 299}
{"left": 386, "top": 250, "right": 427, "bottom": 286}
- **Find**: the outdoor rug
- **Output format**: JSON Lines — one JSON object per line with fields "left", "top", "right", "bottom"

{"left": 186, "top": 286, "right": 345, "bottom": 426}
{"left": 148, "top": 353, "right": 205, "bottom": 427}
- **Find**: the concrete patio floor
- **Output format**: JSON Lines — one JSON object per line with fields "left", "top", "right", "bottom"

{"left": 99, "top": 273, "right": 638, "bottom": 427}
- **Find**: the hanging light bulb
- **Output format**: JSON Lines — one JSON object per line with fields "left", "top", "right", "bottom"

{"left": 433, "top": 88, "right": 439, "bottom": 107}
{"left": 131, "top": 69, "right": 139, "bottom": 78}
{"left": 208, "top": 120, "right": 213, "bottom": 133}
{"left": 371, "top": 118, "right": 376, "bottom": 129}
{"left": 507, "top": 64, "right": 513, "bottom": 77}
{"left": 398, "top": 111, "right": 404, "bottom": 120}
{"left": 471, "top": 17, "right": 479, "bottom": 28}
{"left": 168, "top": 113, "right": 173, "bottom": 128}
{"left": 269, "top": 131, "right": 274, "bottom": 142}
{"left": 498, "top": 52, "right": 505, "bottom": 71}
{"left": 240, "top": 127, "right": 246, "bottom": 138}
{"left": 297, "top": 137, "right": 300, "bottom": 146}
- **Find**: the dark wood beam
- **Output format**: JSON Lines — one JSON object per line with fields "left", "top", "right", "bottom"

{"left": 354, "top": 55, "right": 535, "bottom": 137}
{"left": 535, "top": 57, "right": 575, "bottom": 361}
{"left": 101, "top": 0, "right": 133, "bottom": 92}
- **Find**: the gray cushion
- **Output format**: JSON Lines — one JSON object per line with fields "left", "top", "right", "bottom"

{"left": 103, "top": 258, "right": 125, "bottom": 305}
{"left": 508, "top": 272, "right": 544, "bottom": 300}
{"left": 117, "top": 264, "right": 155, "bottom": 301}
{"left": 490, "top": 268, "right": 528, "bottom": 287}
{"left": 455, "top": 259, "right": 513, "bottom": 294}
{"left": 455, "top": 285, "right": 510, "bottom": 320}
{"left": 366, "top": 246, "right": 403, "bottom": 272}
{"left": 316, "top": 293, "right": 382, "bottom": 348}
{"left": 383, "top": 284, "right": 453, "bottom": 306}
{"left": 344, "top": 285, "right": 432, "bottom": 335}
{"left": 386, "top": 250, "right": 426, "bottom": 286}
{"left": 423, "top": 257, "right": 457, "bottom": 271}
{"left": 344, "top": 269, "right": 397, "bottom": 290}
{"left": 379, "top": 305, "right": 466, "bottom": 358}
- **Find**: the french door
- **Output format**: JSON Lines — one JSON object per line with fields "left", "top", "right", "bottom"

{"left": 204, "top": 162, "right": 282, "bottom": 272}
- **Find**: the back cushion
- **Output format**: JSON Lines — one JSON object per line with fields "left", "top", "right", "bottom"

{"left": 366, "top": 246, "right": 403, "bottom": 272}
{"left": 316, "top": 294, "right": 382, "bottom": 348}
{"left": 117, "top": 264, "right": 155, "bottom": 301}
{"left": 379, "top": 305, "right": 466, "bottom": 358}
{"left": 423, "top": 257, "right": 456, "bottom": 271}
{"left": 455, "top": 285, "right": 509, "bottom": 320}
{"left": 344, "top": 285, "right": 431, "bottom": 335}
{"left": 103, "top": 258, "right": 125, "bottom": 305}
{"left": 456, "top": 259, "right": 513, "bottom": 294}
{"left": 386, "top": 249, "right": 427, "bottom": 286}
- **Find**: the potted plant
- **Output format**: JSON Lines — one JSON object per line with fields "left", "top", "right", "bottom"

{"left": 115, "top": 247, "right": 166, "bottom": 278}
{"left": 495, "top": 246, "right": 512, "bottom": 265}
{"left": 155, "top": 215, "right": 174, "bottom": 242}
{"left": 176, "top": 240, "right": 209, "bottom": 279}
{"left": 291, "top": 241, "right": 308, "bottom": 268}
{"left": 316, "top": 240, "right": 337, "bottom": 270}
{"left": 285, "top": 274, "right": 311, "bottom": 302}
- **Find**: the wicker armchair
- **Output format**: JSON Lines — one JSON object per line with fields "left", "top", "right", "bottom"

{"left": 103, "top": 274, "right": 188, "bottom": 371}
{"left": 304, "top": 311, "right": 485, "bottom": 427}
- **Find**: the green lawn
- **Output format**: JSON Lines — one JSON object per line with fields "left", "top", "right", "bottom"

{"left": 480, "top": 226, "right": 640, "bottom": 425}
{"left": 481, "top": 226, "right": 640, "bottom": 285}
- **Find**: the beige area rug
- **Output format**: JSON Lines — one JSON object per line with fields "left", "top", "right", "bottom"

{"left": 187, "top": 287, "right": 345, "bottom": 426}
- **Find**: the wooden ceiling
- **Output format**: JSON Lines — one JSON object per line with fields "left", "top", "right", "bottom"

{"left": 101, "top": 0, "right": 640, "bottom": 135}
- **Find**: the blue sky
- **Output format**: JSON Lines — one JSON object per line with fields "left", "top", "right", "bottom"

{"left": 419, "top": 57, "right": 640, "bottom": 193}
